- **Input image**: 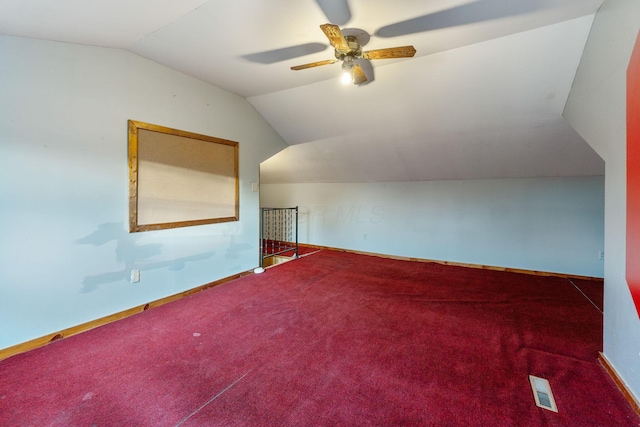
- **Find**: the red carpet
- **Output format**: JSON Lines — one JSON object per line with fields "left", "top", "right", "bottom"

{"left": 570, "top": 278, "right": 605, "bottom": 312}
{"left": 1, "top": 250, "right": 638, "bottom": 426}
{"left": 261, "top": 243, "right": 319, "bottom": 261}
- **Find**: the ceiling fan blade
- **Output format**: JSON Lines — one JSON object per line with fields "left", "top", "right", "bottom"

{"left": 320, "top": 24, "right": 350, "bottom": 53}
{"left": 375, "top": 0, "right": 539, "bottom": 38}
{"left": 290, "top": 59, "right": 338, "bottom": 70}
{"left": 352, "top": 64, "right": 368, "bottom": 85}
{"left": 243, "top": 43, "right": 328, "bottom": 64}
{"left": 355, "top": 58, "right": 375, "bottom": 83}
{"left": 362, "top": 46, "right": 416, "bottom": 60}
{"left": 316, "top": 0, "right": 351, "bottom": 26}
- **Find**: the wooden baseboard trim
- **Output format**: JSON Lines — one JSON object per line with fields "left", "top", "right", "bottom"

{"left": 302, "top": 244, "right": 604, "bottom": 282}
{"left": 599, "top": 352, "right": 640, "bottom": 416}
{"left": 0, "top": 269, "right": 253, "bottom": 362}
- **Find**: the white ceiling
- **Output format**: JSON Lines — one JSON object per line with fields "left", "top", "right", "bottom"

{"left": 0, "top": 0, "right": 605, "bottom": 183}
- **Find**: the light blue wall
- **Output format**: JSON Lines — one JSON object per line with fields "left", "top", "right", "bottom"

{"left": 261, "top": 177, "right": 605, "bottom": 278}
{"left": 564, "top": 0, "right": 640, "bottom": 401}
{"left": 0, "top": 35, "right": 287, "bottom": 349}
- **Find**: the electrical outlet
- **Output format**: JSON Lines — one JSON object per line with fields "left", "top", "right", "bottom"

{"left": 130, "top": 269, "right": 140, "bottom": 283}
{"left": 363, "top": 234, "right": 368, "bottom": 240}
{"left": 598, "top": 250, "right": 605, "bottom": 260}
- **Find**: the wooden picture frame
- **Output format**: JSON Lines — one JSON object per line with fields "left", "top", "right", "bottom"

{"left": 128, "top": 120, "right": 239, "bottom": 233}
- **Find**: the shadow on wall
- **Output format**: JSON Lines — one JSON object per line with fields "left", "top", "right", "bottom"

{"left": 76, "top": 222, "right": 215, "bottom": 293}
{"left": 225, "top": 233, "right": 253, "bottom": 259}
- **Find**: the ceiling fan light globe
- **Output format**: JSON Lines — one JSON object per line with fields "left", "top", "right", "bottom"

{"left": 341, "top": 70, "right": 353, "bottom": 85}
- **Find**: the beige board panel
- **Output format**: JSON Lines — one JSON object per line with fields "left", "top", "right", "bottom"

{"left": 129, "top": 120, "right": 239, "bottom": 232}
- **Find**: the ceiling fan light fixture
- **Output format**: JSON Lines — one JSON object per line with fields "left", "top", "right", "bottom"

{"left": 341, "top": 69, "right": 353, "bottom": 84}
{"left": 341, "top": 58, "right": 354, "bottom": 85}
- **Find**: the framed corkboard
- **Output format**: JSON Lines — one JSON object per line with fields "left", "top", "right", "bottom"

{"left": 128, "top": 120, "right": 239, "bottom": 232}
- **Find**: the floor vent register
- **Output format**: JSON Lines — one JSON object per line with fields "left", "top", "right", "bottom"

{"left": 529, "top": 375, "right": 558, "bottom": 412}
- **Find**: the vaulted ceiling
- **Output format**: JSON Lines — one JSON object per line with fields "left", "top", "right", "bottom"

{"left": 0, "top": 0, "right": 605, "bottom": 183}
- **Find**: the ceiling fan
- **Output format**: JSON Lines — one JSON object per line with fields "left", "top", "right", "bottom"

{"left": 290, "top": 24, "right": 416, "bottom": 85}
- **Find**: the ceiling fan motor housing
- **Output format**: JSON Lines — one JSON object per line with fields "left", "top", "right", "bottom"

{"left": 335, "top": 35, "right": 362, "bottom": 60}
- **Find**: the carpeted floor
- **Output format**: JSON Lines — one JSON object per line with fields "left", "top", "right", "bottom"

{"left": 0, "top": 250, "right": 637, "bottom": 426}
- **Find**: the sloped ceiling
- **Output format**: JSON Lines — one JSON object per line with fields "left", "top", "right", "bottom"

{"left": 0, "top": 0, "right": 605, "bottom": 183}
